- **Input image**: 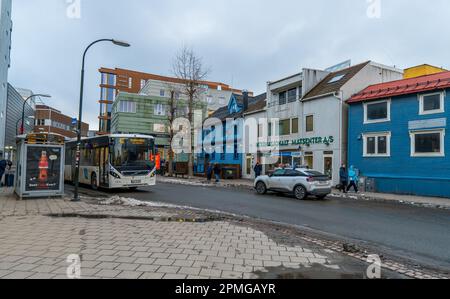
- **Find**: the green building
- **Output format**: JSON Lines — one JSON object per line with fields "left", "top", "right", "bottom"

{"left": 111, "top": 91, "right": 207, "bottom": 162}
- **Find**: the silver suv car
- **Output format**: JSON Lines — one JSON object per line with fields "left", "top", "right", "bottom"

{"left": 254, "top": 168, "right": 332, "bottom": 200}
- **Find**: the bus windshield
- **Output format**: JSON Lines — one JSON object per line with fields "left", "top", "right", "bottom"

{"left": 111, "top": 137, "right": 155, "bottom": 174}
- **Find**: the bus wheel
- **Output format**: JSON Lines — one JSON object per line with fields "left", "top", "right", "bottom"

{"left": 91, "top": 173, "right": 98, "bottom": 191}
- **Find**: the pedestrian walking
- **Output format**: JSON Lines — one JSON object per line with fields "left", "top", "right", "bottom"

{"left": 339, "top": 164, "right": 348, "bottom": 194}
{"left": 206, "top": 163, "right": 213, "bottom": 182}
{"left": 0, "top": 153, "right": 7, "bottom": 188}
{"left": 213, "top": 164, "right": 221, "bottom": 183}
{"left": 254, "top": 162, "right": 262, "bottom": 178}
{"left": 347, "top": 165, "right": 359, "bottom": 193}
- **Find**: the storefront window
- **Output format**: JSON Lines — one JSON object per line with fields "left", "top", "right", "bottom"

{"left": 304, "top": 154, "right": 313, "bottom": 169}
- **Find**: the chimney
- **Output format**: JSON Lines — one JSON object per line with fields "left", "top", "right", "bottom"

{"left": 243, "top": 90, "right": 249, "bottom": 112}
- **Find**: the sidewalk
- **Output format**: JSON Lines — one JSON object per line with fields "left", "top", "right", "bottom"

{"left": 158, "top": 176, "right": 450, "bottom": 210}
{"left": 0, "top": 189, "right": 447, "bottom": 279}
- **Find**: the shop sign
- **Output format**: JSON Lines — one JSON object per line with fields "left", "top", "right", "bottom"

{"left": 257, "top": 136, "right": 335, "bottom": 148}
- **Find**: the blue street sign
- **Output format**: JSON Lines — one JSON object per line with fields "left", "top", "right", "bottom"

{"left": 71, "top": 118, "right": 78, "bottom": 126}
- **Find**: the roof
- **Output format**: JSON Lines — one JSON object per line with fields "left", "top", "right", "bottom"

{"left": 303, "top": 61, "right": 371, "bottom": 100}
{"left": 210, "top": 93, "right": 267, "bottom": 120}
{"left": 348, "top": 71, "right": 450, "bottom": 104}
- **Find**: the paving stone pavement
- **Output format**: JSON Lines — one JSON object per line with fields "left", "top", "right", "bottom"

{"left": 0, "top": 189, "right": 446, "bottom": 279}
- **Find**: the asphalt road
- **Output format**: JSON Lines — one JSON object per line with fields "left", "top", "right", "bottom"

{"left": 104, "top": 183, "right": 449, "bottom": 272}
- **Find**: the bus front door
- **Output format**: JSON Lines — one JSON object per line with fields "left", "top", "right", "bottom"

{"left": 99, "top": 147, "right": 109, "bottom": 187}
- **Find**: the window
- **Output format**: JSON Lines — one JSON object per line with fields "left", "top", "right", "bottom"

{"left": 154, "top": 104, "right": 166, "bottom": 116}
{"left": 411, "top": 130, "right": 445, "bottom": 157}
{"left": 160, "top": 89, "right": 165, "bottom": 97}
{"left": 258, "top": 124, "right": 263, "bottom": 138}
{"left": 279, "top": 92, "right": 287, "bottom": 106}
{"left": 272, "top": 169, "right": 286, "bottom": 177}
{"left": 153, "top": 124, "right": 166, "bottom": 133}
{"left": 328, "top": 74, "right": 345, "bottom": 84}
{"left": 363, "top": 133, "right": 391, "bottom": 157}
{"left": 119, "top": 101, "right": 136, "bottom": 113}
{"left": 206, "top": 96, "right": 213, "bottom": 104}
{"left": 364, "top": 100, "right": 390, "bottom": 123}
{"left": 419, "top": 92, "right": 444, "bottom": 115}
{"left": 291, "top": 118, "right": 299, "bottom": 134}
{"left": 306, "top": 115, "right": 314, "bottom": 132}
{"left": 128, "top": 77, "right": 133, "bottom": 88}
{"left": 288, "top": 88, "right": 297, "bottom": 103}
{"left": 140, "top": 79, "right": 147, "bottom": 89}
{"left": 279, "top": 119, "right": 291, "bottom": 136}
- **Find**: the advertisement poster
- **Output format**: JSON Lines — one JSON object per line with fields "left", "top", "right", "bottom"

{"left": 25, "top": 146, "right": 62, "bottom": 192}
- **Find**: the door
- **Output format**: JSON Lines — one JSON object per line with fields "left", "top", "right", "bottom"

{"left": 268, "top": 169, "right": 286, "bottom": 190}
{"left": 246, "top": 155, "right": 252, "bottom": 177}
{"left": 99, "top": 147, "right": 109, "bottom": 187}
{"left": 324, "top": 156, "right": 333, "bottom": 181}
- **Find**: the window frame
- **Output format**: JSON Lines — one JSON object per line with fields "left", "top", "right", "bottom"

{"left": 305, "top": 115, "right": 314, "bottom": 133}
{"left": 279, "top": 119, "right": 291, "bottom": 136}
{"left": 363, "top": 132, "right": 391, "bottom": 157}
{"left": 419, "top": 92, "right": 445, "bottom": 115}
{"left": 364, "top": 99, "right": 391, "bottom": 124}
{"left": 410, "top": 129, "right": 445, "bottom": 157}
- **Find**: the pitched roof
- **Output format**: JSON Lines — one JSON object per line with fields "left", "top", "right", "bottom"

{"left": 348, "top": 71, "right": 450, "bottom": 104}
{"left": 303, "top": 61, "right": 371, "bottom": 100}
{"left": 210, "top": 93, "right": 267, "bottom": 120}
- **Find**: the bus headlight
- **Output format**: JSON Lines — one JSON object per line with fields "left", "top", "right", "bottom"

{"left": 110, "top": 171, "right": 121, "bottom": 179}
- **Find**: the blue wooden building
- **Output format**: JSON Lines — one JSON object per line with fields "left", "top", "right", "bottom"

{"left": 195, "top": 92, "right": 266, "bottom": 179}
{"left": 347, "top": 71, "right": 450, "bottom": 198}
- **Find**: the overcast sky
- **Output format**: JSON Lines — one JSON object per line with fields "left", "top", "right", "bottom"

{"left": 9, "top": 0, "right": 450, "bottom": 130}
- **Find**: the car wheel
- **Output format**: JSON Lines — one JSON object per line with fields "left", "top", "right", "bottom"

{"left": 256, "top": 182, "right": 267, "bottom": 195}
{"left": 91, "top": 173, "right": 98, "bottom": 191}
{"left": 294, "top": 185, "right": 307, "bottom": 200}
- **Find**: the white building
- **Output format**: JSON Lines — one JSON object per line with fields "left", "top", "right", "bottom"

{"left": 242, "top": 94, "right": 267, "bottom": 179}
{"left": 264, "top": 68, "right": 329, "bottom": 173}
{"left": 0, "top": 0, "right": 12, "bottom": 154}
{"left": 139, "top": 78, "right": 244, "bottom": 116}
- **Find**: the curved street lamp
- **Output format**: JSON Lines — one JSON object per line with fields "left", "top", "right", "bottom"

{"left": 73, "top": 39, "right": 131, "bottom": 202}
{"left": 20, "top": 94, "right": 51, "bottom": 135}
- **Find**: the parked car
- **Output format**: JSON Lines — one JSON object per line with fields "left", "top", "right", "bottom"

{"left": 254, "top": 168, "right": 332, "bottom": 200}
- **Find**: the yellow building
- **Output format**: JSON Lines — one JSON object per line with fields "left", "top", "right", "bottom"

{"left": 404, "top": 64, "right": 447, "bottom": 79}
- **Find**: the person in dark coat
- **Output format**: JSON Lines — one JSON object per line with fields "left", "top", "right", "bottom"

{"left": 254, "top": 162, "right": 263, "bottom": 178}
{"left": 213, "top": 164, "right": 221, "bottom": 183}
{"left": 0, "top": 153, "right": 7, "bottom": 187}
{"left": 206, "top": 163, "right": 213, "bottom": 182}
{"left": 339, "top": 164, "right": 348, "bottom": 193}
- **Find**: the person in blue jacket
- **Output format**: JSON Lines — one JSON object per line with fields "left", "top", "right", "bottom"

{"left": 347, "top": 165, "right": 359, "bottom": 193}
{"left": 206, "top": 163, "right": 213, "bottom": 182}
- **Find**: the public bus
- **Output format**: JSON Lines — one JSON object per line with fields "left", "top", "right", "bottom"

{"left": 65, "top": 134, "right": 157, "bottom": 190}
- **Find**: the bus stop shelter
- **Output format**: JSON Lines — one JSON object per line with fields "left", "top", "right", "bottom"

{"left": 15, "top": 133, "right": 66, "bottom": 199}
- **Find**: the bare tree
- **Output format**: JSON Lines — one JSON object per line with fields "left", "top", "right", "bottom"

{"left": 165, "top": 83, "right": 181, "bottom": 177}
{"left": 172, "top": 46, "right": 210, "bottom": 177}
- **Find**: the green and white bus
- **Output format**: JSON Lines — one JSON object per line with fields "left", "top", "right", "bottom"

{"left": 65, "top": 134, "right": 156, "bottom": 190}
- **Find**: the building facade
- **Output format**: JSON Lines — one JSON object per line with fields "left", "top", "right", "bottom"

{"left": 0, "top": 0, "right": 12, "bottom": 155}
{"left": 404, "top": 64, "right": 447, "bottom": 79}
{"left": 264, "top": 69, "right": 329, "bottom": 175}
{"left": 34, "top": 105, "right": 89, "bottom": 139}
{"left": 98, "top": 67, "right": 246, "bottom": 134}
{"left": 111, "top": 91, "right": 207, "bottom": 162}
{"left": 348, "top": 71, "right": 450, "bottom": 198}
{"left": 300, "top": 61, "right": 403, "bottom": 185}
{"left": 195, "top": 92, "right": 266, "bottom": 179}
{"left": 3, "top": 84, "right": 34, "bottom": 161}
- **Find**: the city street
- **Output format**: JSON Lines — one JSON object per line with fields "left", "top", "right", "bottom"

{"left": 109, "top": 182, "right": 450, "bottom": 272}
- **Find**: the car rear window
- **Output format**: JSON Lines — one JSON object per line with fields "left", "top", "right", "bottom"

{"left": 304, "top": 171, "right": 326, "bottom": 177}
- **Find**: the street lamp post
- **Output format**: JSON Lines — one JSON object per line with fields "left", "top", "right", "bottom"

{"left": 16, "top": 116, "right": 35, "bottom": 135}
{"left": 73, "top": 39, "right": 130, "bottom": 202}
{"left": 20, "top": 94, "right": 51, "bottom": 135}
